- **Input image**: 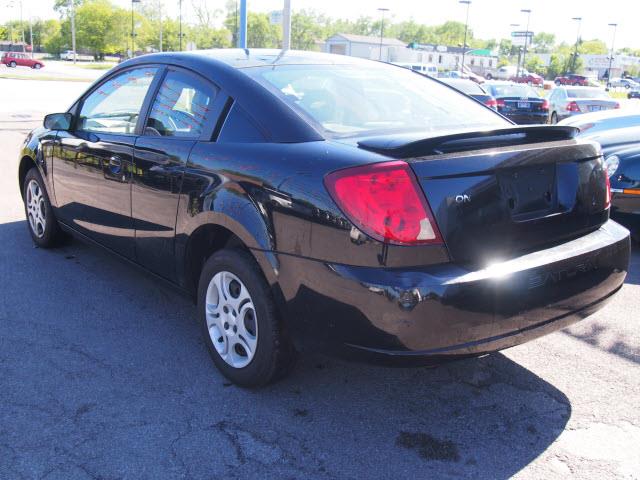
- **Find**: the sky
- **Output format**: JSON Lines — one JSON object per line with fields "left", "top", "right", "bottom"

{"left": 4, "top": 0, "right": 638, "bottom": 50}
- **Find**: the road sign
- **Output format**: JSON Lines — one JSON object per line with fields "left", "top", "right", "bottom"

{"left": 511, "top": 31, "right": 534, "bottom": 38}
{"left": 270, "top": 10, "right": 283, "bottom": 25}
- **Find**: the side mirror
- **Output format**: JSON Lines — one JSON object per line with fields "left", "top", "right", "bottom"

{"left": 43, "top": 112, "right": 73, "bottom": 131}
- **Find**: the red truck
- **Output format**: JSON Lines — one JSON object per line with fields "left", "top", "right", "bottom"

{"left": 554, "top": 74, "right": 589, "bottom": 86}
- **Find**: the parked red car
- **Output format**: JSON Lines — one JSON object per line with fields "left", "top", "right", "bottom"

{"left": 510, "top": 72, "right": 544, "bottom": 86}
{"left": 554, "top": 74, "right": 589, "bottom": 86}
{"left": 1, "top": 52, "right": 44, "bottom": 69}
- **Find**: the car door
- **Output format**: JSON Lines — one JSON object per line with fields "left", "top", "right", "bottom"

{"left": 132, "top": 67, "right": 224, "bottom": 280}
{"left": 52, "top": 66, "right": 160, "bottom": 258}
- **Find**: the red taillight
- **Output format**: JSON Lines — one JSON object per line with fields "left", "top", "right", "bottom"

{"left": 566, "top": 101, "right": 581, "bottom": 112}
{"left": 496, "top": 98, "right": 506, "bottom": 108}
{"left": 324, "top": 161, "right": 443, "bottom": 245}
{"left": 605, "top": 172, "right": 611, "bottom": 209}
{"left": 614, "top": 102, "right": 621, "bottom": 109}
{"left": 541, "top": 99, "right": 550, "bottom": 111}
{"left": 485, "top": 98, "right": 497, "bottom": 109}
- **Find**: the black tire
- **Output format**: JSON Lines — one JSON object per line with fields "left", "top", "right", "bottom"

{"left": 555, "top": 80, "right": 561, "bottom": 86}
{"left": 9, "top": 61, "right": 16, "bottom": 68}
{"left": 33, "top": 63, "right": 42, "bottom": 70}
{"left": 551, "top": 112, "right": 558, "bottom": 124}
{"left": 485, "top": 73, "right": 492, "bottom": 80}
{"left": 197, "top": 249, "right": 295, "bottom": 387}
{"left": 23, "top": 168, "right": 64, "bottom": 248}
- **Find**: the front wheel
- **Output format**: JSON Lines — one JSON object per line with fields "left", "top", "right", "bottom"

{"left": 551, "top": 112, "right": 558, "bottom": 124}
{"left": 9, "top": 61, "right": 16, "bottom": 68}
{"left": 197, "top": 249, "right": 295, "bottom": 387}
{"left": 33, "top": 63, "right": 42, "bottom": 70}
{"left": 485, "top": 73, "right": 493, "bottom": 80}
{"left": 23, "top": 168, "right": 64, "bottom": 247}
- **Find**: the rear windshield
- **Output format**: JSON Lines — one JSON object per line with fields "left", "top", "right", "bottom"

{"left": 444, "top": 79, "right": 486, "bottom": 95}
{"left": 248, "top": 64, "right": 507, "bottom": 137}
{"left": 487, "top": 84, "right": 539, "bottom": 98}
{"left": 567, "top": 88, "right": 609, "bottom": 99}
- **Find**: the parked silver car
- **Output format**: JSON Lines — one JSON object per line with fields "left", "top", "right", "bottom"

{"left": 548, "top": 86, "right": 619, "bottom": 123}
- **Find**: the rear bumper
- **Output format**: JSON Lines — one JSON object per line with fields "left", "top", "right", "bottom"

{"left": 611, "top": 192, "right": 640, "bottom": 234}
{"left": 275, "top": 220, "right": 630, "bottom": 363}
{"left": 504, "top": 112, "right": 549, "bottom": 124}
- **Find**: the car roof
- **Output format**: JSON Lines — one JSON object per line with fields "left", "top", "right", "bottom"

{"left": 139, "top": 49, "right": 375, "bottom": 69}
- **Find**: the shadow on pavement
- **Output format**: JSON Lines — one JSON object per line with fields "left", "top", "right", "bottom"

{"left": 0, "top": 220, "right": 570, "bottom": 480}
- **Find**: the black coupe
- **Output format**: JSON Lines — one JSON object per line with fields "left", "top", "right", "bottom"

{"left": 19, "top": 50, "right": 630, "bottom": 386}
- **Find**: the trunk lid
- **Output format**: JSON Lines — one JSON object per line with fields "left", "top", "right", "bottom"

{"left": 499, "top": 96, "right": 546, "bottom": 113}
{"left": 574, "top": 98, "right": 618, "bottom": 113}
{"left": 358, "top": 126, "right": 609, "bottom": 265}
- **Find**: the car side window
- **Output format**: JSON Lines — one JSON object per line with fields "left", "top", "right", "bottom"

{"left": 144, "top": 70, "right": 218, "bottom": 139}
{"left": 78, "top": 67, "right": 157, "bottom": 135}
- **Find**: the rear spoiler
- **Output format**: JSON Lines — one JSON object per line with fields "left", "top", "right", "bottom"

{"left": 357, "top": 125, "right": 579, "bottom": 158}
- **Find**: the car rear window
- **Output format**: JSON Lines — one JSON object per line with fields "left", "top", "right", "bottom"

{"left": 248, "top": 64, "right": 507, "bottom": 137}
{"left": 443, "top": 79, "right": 485, "bottom": 95}
{"left": 487, "top": 84, "right": 539, "bottom": 98}
{"left": 567, "top": 88, "right": 609, "bottom": 99}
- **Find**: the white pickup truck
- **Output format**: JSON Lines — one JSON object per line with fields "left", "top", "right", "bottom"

{"left": 484, "top": 65, "right": 518, "bottom": 80}
{"left": 60, "top": 50, "right": 94, "bottom": 61}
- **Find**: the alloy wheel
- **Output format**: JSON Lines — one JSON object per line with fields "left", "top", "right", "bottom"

{"left": 26, "top": 179, "right": 46, "bottom": 238}
{"left": 205, "top": 271, "right": 258, "bottom": 369}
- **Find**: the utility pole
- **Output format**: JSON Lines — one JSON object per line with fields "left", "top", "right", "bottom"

{"left": 377, "top": 7, "right": 389, "bottom": 61}
{"left": 282, "top": 0, "right": 291, "bottom": 50}
{"left": 19, "top": 0, "right": 24, "bottom": 44}
{"left": 29, "top": 15, "right": 33, "bottom": 58}
{"left": 238, "top": 0, "right": 247, "bottom": 48}
{"left": 520, "top": 9, "right": 531, "bottom": 77}
{"left": 459, "top": 0, "right": 471, "bottom": 72}
{"left": 570, "top": 17, "right": 582, "bottom": 74}
{"left": 70, "top": 0, "right": 77, "bottom": 64}
{"left": 158, "top": 0, "right": 162, "bottom": 52}
{"left": 607, "top": 23, "right": 618, "bottom": 86}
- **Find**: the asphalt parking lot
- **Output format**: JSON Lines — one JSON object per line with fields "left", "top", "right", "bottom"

{"left": 1, "top": 77, "right": 639, "bottom": 480}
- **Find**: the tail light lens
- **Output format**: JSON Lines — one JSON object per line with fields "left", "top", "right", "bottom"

{"left": 614, "top": 102, "right": 621, "bottom": 109}
{"left": 541, "top": 99, "right": 550, "bottom": 111}
{"left": 605, "top": 173, "right": 611, "bottom": 209}
{"left": 485, "top": 98, "right": 498, "bottom": 109}
{"left": 496, "top": 98, "right": 506, "bottom": 109}
{"left": 566, "top": 101, "right": 581, "bottom": 112}
{"left": 324, "top": 161, "right": 443, "bottom": 245}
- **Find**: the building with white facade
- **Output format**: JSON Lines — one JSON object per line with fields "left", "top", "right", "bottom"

{"left": 324, "top": 34, "right": 498, "bottom": 73}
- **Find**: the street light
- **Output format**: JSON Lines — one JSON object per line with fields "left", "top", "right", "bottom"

{"left": 377, "top": 8, "right": 389, "bottom": 61}
{"left": 570, "top": 17, "right": 582, "bottom": 74}
{"left": 607, "top": 23, "right": 618, "bottom": 86}
{"left": 459, "top": 0, "right": 471, "bottom": 72}
{"left": 131, "top": 0, "right": 140, "bottom": 58}
{"left": 520, "top": 8, "right": 532, "bottom": 77}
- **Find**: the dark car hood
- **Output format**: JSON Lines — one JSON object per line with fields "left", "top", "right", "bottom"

{"left": 582, "top": 125, "right": 640, "bottom": 153}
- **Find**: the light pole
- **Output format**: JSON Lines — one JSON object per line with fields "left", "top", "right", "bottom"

{"left": 70, "top": 0, "right": 76, "bottom": 64}
{"left": 377, "top": 7, "right": 389, "bottom": 61}
{"left": 459, "top": 0, "right": 471, "bottom": 72}
{"left": 520, "top": 8, "right": 531, "bottom": 77}
{"left": 282, "top": 0, "right": 291, "bottom": 50}
{"left": 607, "top": 23, "right": 618, "bottom": 86}
{"left": 179, "top": 0, "right": 183, "bottom": 50}
{"left": 570, "top": 17, "right": 582, "bottom": 74}
{"left": 130, "top": 0, "right": 141, "bottom": 57}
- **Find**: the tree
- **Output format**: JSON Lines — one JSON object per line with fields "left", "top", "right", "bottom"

{"left": 246, "top": 12, "right": 280, "bottom": 48}
{"left": 532, "top": 32, "right": 555, "bottom": 53}
{"left": 579, "top": 39, "right": 608, "bottom": 55}
{"left": 525, "top": 55, "right": 545, "bottom": 75}
{"left": 291, "top": 10, "right": 325, "bottom": 51}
